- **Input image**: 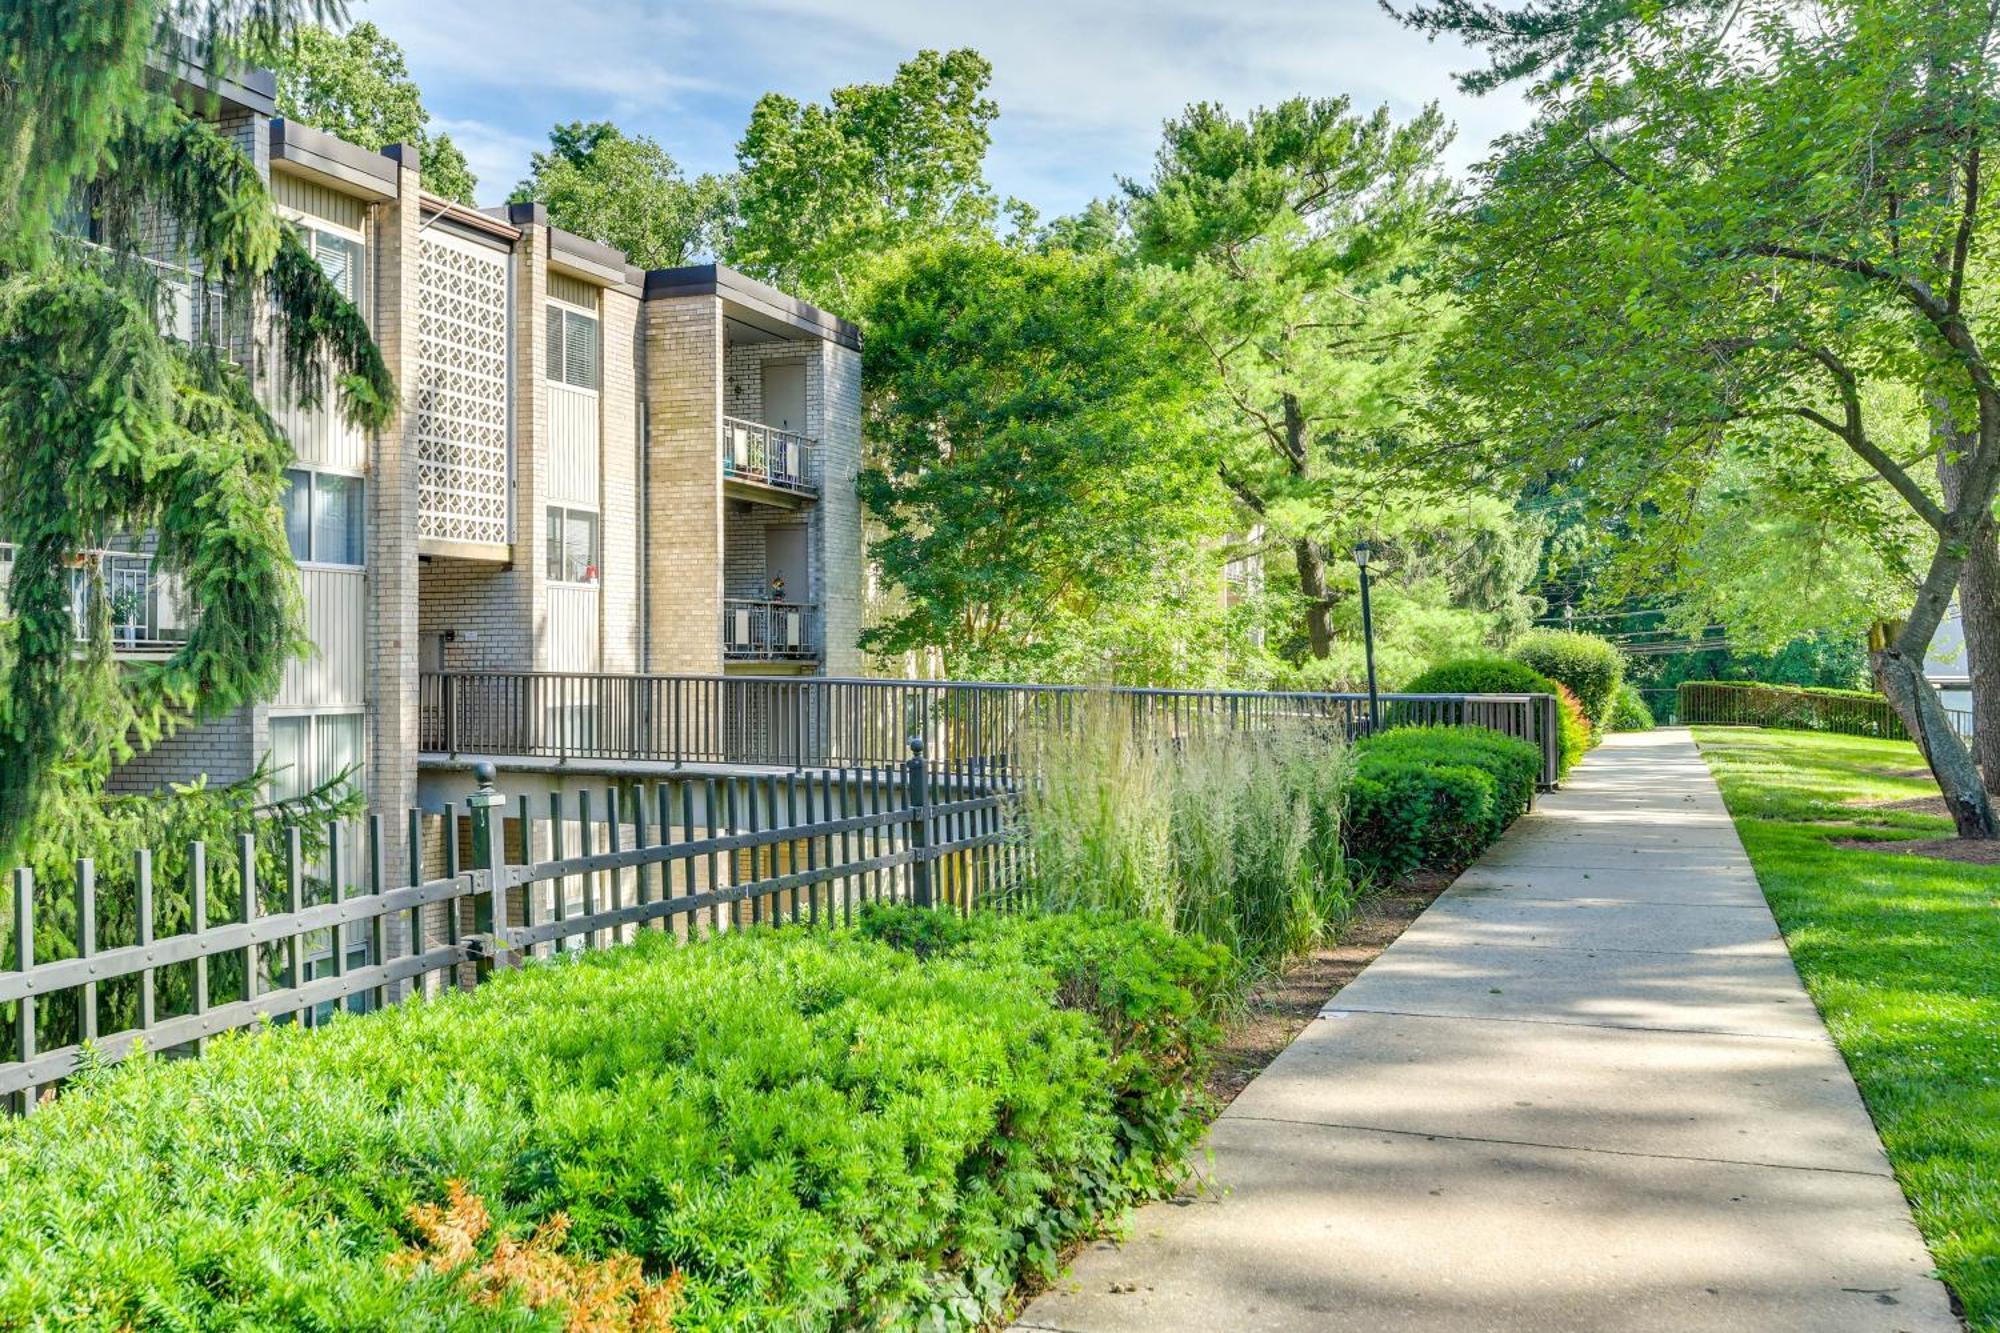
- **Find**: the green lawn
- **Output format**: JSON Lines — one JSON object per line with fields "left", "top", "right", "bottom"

{"left": 1694, "top": 727, "right": 2000, "bottom": 1328}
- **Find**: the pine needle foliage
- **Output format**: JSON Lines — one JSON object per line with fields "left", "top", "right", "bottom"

{"left": 0, "top": 0, "right": 394, "bottom": 858}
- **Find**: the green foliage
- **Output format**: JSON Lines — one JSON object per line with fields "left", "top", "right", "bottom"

{"left": 1695, "top": 728, "right": 2000, "bottom": 1326}
{"left": 0, "top": 918, "right": 1228, "bottom": 1329}
{"left": 264, "top": 20, "right": 477, "bottom": 203}
{"left": 1127, "top": 95, "right": 1455, "bottom": 663}
{"left": 1009, "top": 711, "right": 1352, "bottom": 967}
{"left": 1343, "top": 726, "right": 1539, "bottom": 881}
{"left": 0, "top": 13, "right": 392, "bottom": 857}
{"left": 1403, "top": 656, "right": 1587, "bottom": 775}
{"left": 857, "top": 238, "right": 1235, "bottom": 681}
{"left": 729, "top": 48, "right": 1001, "bottom": 309}
{"left": 1679, "top": 681, "right": 1908, "bottom": 740}
{"left": 1611, "top": 682, "right": 1656, "bottom": 731}
{"left": 1509, "top": 628, "right": 1623, "bottom": 732}
{"left": 511, "top": 121, "right": 728, "bottom": 268}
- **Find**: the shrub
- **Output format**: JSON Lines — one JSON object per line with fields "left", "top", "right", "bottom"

{"left": 1402, "top": 656, "right": 1588, "bottom": 777}
{"left": 1677, "top": 680, "right": 1906, "bottom": 738}
{"left": 0, "top": 918, "right": 1225, "bottom": 1330}
{"left": 1509, "top": 629, "right": 1625, "bottom": 733}
{"left": 1013, "top": 709, "right": 1351, "bottom": 966}
{"left": 1342, "top": 726, "right": 1540, "bottom": 881}
{"left": 1612, "top": 683, "right": 1656, "bottom": 731}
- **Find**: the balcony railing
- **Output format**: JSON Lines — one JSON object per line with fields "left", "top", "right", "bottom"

{"left": 0, "top": 544, "right": 189, "bottom": 653}
{"left": 724, "top": 599, "right": 820, "bottom": 662}
{"left": 418, "top": 672, "right": 1566, "bottom": 789}
{"left": 720, "top": 417, "right": 818, "bottom": 497}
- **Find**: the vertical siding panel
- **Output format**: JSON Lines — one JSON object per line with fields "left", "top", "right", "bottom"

{"left": 547, "top": 384, "right": 601, "bottom": 506}
{"left": 543, "top": 585, "right": 600, "bottom": 672}
{"left": 280, "top": 569, "right": 367, "bottom": 708}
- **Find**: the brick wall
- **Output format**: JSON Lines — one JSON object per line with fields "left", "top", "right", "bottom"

{"left": 641, "top": 294, "right": 725, "bottom": 673}
{"left": 106, "top": 707, "right": 258, "bottom": 793}
{"left": 419, "top": 560, "right": 534, "bottom": 670}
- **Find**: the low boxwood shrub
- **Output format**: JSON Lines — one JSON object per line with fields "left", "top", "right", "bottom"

{"left": 1402, "top": 656, "right": 1588, "bottom": 777}
{"left": 1612, "top": 683, "right": 1656, "bottom": 731}
{"left": 0, "top": 916, "right": 1230, "bottom": 1331}
{"left": 1343, "top": 726, "right": 1541, "bottom": 881}
{"left": 1509, "top": 629, "right": 1624, "bottom": 733}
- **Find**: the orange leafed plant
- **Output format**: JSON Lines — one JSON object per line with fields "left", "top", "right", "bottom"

{"left": 393, "top": 1181, "right": 684, "bottom": 1331}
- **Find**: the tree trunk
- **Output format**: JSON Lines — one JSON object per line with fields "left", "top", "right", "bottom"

{"left": 1293, "top": 535, "right": 1334, "bottom": 659}
{"left": 1935, "top": 425, "right": 2000, "bottom": 790}
{"left": 1872, "top": 635, "right": 1995, "bottom": 836}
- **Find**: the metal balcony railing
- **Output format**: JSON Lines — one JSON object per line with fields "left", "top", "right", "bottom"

{"left": 720, "top": 417, "right": 818, "bottom": 497}
{"left": 724, "top": 599, "right": 819, "bottom": 662}
{"left": 0, "top": 544, "right": 190, "bottom": 653}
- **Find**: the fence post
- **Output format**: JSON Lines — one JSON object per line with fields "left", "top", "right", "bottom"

{"left": 907, "top": 735, "right": 933, "bottom": 909}
{"left": 466, "top": 761, "right": 507, "bottom": 981}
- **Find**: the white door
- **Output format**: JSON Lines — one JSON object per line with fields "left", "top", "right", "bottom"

{"left": 763, "top": 362, "right": 806, "bottom": 435}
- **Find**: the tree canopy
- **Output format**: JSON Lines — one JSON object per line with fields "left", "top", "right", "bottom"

{"left": 512, "top": 121, "right": 727, "bottom": 269}
{"left": 0, "top": 0, "right": 394, "bottom": 855}
{"left": 264, "top": 20, "right": 477, "bottom": 203}
{"left": 729, "top": 48, "right": 1002, "bottom": 309}
{"left": 1424, "top": 0, "right": 2000, "bottom": 832}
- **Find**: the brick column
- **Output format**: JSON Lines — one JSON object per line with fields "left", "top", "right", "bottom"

{"left": 600, "top": 285, "right": 643, "bottom": 671}
{"left": 642, "top": 293, "right": 725, "bottom": 673}
{"left": 818, "top": 339, "right": 865, "bottom": 676}
{"left": 513, "top": 226, "right": 552, "bottom": 668}
{"left": 370, "top": 146, "right": 423, "bottom": 910}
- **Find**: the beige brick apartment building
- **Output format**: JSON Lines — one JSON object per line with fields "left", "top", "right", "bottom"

{"left": 101, "top": 65, "right": 865, "bottom": 879}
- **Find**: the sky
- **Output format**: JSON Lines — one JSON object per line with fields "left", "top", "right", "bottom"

{"left": 348, "top": 0, "right": 1541, "bottom": 219}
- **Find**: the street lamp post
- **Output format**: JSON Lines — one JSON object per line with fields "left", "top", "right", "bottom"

{"left": 1354, "top": 541, "right": 1379, "bottom": 735}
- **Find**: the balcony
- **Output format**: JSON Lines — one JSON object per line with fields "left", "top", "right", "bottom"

{"left": 0, "top": 544, "right": 189, "bottom": 655}
{"left": 723, "top": 599, "right": 819, "bottom": 663}
{"left": 720, "top": 416, "right": 818, "bottom": 506}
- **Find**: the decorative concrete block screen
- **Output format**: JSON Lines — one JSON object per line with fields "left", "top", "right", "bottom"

{"left": 413, "top": 230, "right": 510, "bottom": 547}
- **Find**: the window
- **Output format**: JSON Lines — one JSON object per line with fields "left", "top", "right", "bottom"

{"left": 268, "top": 711, "right": 365, "bottom": 802}
{"left": 295, "top": 223, "right": 363, "bottom": 306}
{"left": 283, "top": 468, "right": 365, "bottom": 566}
{"left": 546, "top": 304, "right": 599, "bottom": 390}
{"left": 545, "top": 506, "right": 599, "bottom": 584}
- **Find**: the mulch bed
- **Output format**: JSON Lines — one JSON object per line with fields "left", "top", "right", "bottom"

{"left": 1204, "top": 872, "right": 1453, "bottom": 1108}
{"left": 1829, "top": 834, "right": 2000, "bottom": 865}
{"left": 1844, "top": 793, "right": 1954, "bottom": 818}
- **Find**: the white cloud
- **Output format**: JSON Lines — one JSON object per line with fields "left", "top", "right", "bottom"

{"left": 347, "top": 0, "right": 1538, "bottom": 214}
{"left": 429, "top": 116, "right": 545, "bottom": 197}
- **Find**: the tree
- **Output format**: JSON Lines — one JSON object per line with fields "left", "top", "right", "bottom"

{"left": 856, "top": 239, "right": 1233, "bottom": 682}
{"left": 1126, "top": 97, "right": 1455, "bottom": 660}
{"left": 0, "top": 0, "right": 394, "bottom": 856}
{"left": 264, "top": 20, "right": 477, "bottom": 203}
{"left": 729, "top": 49, "right": 1000, "bottom": 309}
{"left": 1426, "top": 0, "right": 2000, "bottom": 835}
{"left": 511, "top": 122, "right": 727, "bottom": 268}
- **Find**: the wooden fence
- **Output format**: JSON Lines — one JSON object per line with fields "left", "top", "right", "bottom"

{"left": 0, "top": 747, "right": 1014, "bottom": 1114}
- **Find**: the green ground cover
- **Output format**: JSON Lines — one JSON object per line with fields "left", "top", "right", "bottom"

{"left": 1695, "top": 727, "right": 2000, "bottom": 1328}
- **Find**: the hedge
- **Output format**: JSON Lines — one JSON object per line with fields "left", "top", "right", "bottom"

{"left": 1402, "top": 656, "right": 1588, "bottom": 777}
{"left": 1510, "top": 630, "right": 1624, "bottom": 734}
{"left": 1612, "top": 682, "right": 1656, "bottom": 731}
{"left": 1345, "top": 726, "right": 1541, "bottom": 881}
{"left": 1678, "top": 680, "right": 1906, "bottom": 739}
{"left": 0, "top": 914, "right": 1234, "bottom": 1330}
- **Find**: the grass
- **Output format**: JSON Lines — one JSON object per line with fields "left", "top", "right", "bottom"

{"left": 1694, "top": 726, "right": 2000, "bottom": 1328}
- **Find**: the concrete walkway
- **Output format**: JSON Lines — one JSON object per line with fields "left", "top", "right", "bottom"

{"left": 1014, "top": 730, "right": 1958, "bottom": 1332}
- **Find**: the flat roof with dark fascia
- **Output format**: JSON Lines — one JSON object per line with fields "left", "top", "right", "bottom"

{"left": 645, "top": 263, "right": 861, "bottom": 351}
{"left": 270, "top": 120, "right": 400, "bottom": 199}
{"left": 487, "top": 203, "right": 638, "bottom": 289}
{"left": 153, "top": 47, "right": 278, "bottom": 116}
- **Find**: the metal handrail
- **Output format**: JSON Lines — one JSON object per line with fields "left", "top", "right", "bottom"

{"left": 722, "top": 599, "right": 820, "bottom": 662}
{"left": 0, "top": 543, "right": 189, "bottom": 652}
{"left": 720, "top": 416, "right": 818, "bottom": 495}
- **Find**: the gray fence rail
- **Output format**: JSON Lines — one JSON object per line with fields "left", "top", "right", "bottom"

{"left": 1, "top": 751, "right": 1013, "bottom": 1114}
{"left": 1678, "top": 681, "right": 1973, "bottom": 744}
{"left": 419, "top": 673, "right": 1564, "bottom": 789}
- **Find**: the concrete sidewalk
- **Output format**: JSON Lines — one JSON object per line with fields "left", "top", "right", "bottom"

{"left": 1013, "top": 730, "right": 1958, "bottom": 1333}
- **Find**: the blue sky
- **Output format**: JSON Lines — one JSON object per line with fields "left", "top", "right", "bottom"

{"left": 348, "top": 0, "right": 1539, "bottom": 219}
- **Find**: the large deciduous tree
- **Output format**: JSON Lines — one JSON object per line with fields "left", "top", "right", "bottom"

{"left": 1126, "top": 97, "right": 1455, "bottom": 660}
{"left": 857, "top": 239, "right": 1232, "bottom": 682}
{"left": 1426, "top": 0, "right": 2000, "bottom": 835}
{"left": 511, "top": 121, "right": 728, "bottom": 269}
{"left": 264, "top": 20, "right": 477, "bottom": 203}
{"left": 729, "top": 49, "right": 1000, "bottom": 309}
{"left": 0, "top": 0, "right": 394, "bottom": 856}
